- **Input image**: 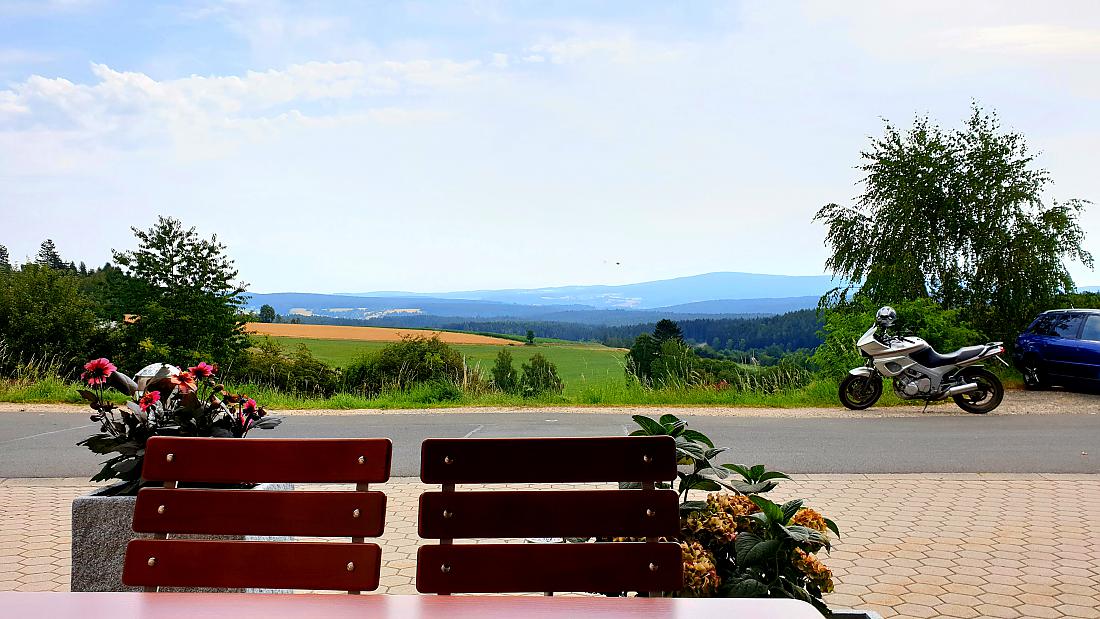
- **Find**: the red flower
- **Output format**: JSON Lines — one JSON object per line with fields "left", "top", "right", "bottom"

{"left": 81, "top": 358, "right": 117, "bottom": 387}
{"left": 138, "top": 390, "right": 161, "bottom": 412}
{"left": 171, "top": 371, "right": 197, "bottom": 394}
{"left": 188, "top": 362, "right": 216, "bottom": 379}
{"left": 243, "top": 398, "right": 257, "bottom": 413}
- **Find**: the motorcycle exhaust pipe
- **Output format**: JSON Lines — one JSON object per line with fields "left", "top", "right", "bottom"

{"left": 945, "top": 382, "right": 979, "bottom": 397}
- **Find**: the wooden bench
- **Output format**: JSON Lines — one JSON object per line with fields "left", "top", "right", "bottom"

{"left": 415, "top": 436, "right": 682, "bottom": 595}
{"left": 121, "top": 436, "right": 392, "bottom": 593}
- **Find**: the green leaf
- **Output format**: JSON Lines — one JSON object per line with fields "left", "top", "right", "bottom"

{"left": 703, "top": 447, "right": 727, "bottom": 460}
{"left": 721, "top": 577, "right": 769, "bottom": 597}
{"left": 749, "top": 495, "right": 784, "bottom": 523}
{"left": 678, "top": 500, "right": 708, "bottom": 515}
{"left": 657, "top": 413, "right": 681, "bottom": 427}
{"left": 823, "top": 517, "right": 841, "bottom": 538}
{"left": 674, "top": 438, "right": 707, "bottom": 460}
{"left": 750, "top": 464, "right": 765, "bottom": 478}
{"left": 743, "top": 539, "right": 782, "bottom": 566}
{"left": 78, "top": 390, "right": 98, "bottom": 403}
{"left": 619, "top": 481, "right": 642, "bottom": 490}
{"left": 632, "top": 415, "right": 665, "bottom": 436}
{"left": 726, "top": 480, "right": 779, "bottom": 495}
{"left": 733, "top": 531, "right": 763, "bottom": 565}
{"left": 781, "top": 499, "right": 804, "bottom": 523}
{"left": 722, "top": 463, "right": 751, "bottom": 478}
{"left": 758, "top": 471, "right": 791, "bottom": 482}
{"left": 679, "top": 429, "right": 714, "bottom": 448}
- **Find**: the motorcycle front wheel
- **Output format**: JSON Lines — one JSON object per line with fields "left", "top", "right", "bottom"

{"left": 952, "top": 367, "right": 1004, "bottom": 414}
{"left": 839, "top": 374, "right": 883, "bottom": 410}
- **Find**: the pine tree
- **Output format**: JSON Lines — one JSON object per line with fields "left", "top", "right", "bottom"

{"left": 35, "top": 240, "right": 65, "bottom": 270}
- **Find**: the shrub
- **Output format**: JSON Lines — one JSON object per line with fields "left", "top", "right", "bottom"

{"left": 490, "top": 348, "right": 519, "bottom": 394}
{"left": 520, "top": 353, "right": 563, "bottom": 397}
{"left": 344, "top": 335, "right": 464, "bottom": 396}
{"left": 234, "top": 337, "right": 342, "bottom": 396}
{"left": 404, "top": 379, "right": 464, "bottom": 404}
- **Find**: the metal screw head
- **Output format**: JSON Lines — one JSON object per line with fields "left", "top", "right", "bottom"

{"left": 442, "top": 509, "right": 454, "bottom": 519}
{"left": 166, "top": 453, "right": 174, "bottom": 462}
{"left": 440, "top": 564, "right": 452, "bottom": 574}
{"left": 646, "top": 508, "right": 655, "bottom": 517}
{"left": 352, "top": 509, "right": 361, "bottom": 519}
{"left": 357, "top": 455, "right": 366, "bottom": 465}
{"left": 648, "top": 562, "right": 658, "bottom": 572}
{"left": 642, "top": 454, "right": 652, "bottom": 464}
{"left": 147, "top": 557, "right": 157, "bottom": 567}
{"left": 443, "top": 456, "right": 454, "bottom": 465}
{"left": 157, "top": 505, "right": 166, "bottom": 515}
{"left": 346, "top": 562, "right": 355, "bottom": 572}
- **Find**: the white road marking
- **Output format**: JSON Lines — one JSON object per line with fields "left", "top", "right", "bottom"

{"left": 462, "top": 424, "right": 484, "bottom": 438}
{"left": 0, "top": 423, "right": 96, "bottom": 445}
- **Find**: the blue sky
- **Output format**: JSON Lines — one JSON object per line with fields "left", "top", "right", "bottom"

{"left": 1, "top": 0, "right": 1098, "bottom": 293}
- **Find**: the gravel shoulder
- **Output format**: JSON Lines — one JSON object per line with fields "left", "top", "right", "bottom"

{"left": 2, "top": 388, "right": 1097, "bottom": 418}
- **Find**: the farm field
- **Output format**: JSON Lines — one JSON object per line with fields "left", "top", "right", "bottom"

{"left": 255, "top": 333, "right": 629, "bottom": 396}
{"left": 246, "top": 322, "right": 520, "bottom": 345}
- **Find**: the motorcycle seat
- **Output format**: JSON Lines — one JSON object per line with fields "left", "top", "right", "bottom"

{"left": 915, "top": 345, "right": 986, "bottom": 368}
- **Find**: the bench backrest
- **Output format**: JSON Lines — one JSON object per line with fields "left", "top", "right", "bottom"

{"left": 415, "top": 436, "right": 682, "bottom": 595}
{"left": 122, "top": 436, "right": 391, "bottom": 593}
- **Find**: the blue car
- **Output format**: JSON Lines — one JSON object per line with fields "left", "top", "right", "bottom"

{"left": 1014, "top": 309, "right": 1100, "bottom": 389}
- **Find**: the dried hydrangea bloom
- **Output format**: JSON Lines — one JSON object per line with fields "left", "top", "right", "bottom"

{"left": 679, "top": 540, "right": 719, "bottom": 597}
{"left": 793, "top": 547, "right": 834, "bottom": 593}
{"left": 791, "top": 507, "right": 829, "bottom": 534}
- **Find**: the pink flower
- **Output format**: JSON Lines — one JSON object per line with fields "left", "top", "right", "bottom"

{"left": 81, "top": 358, "right": 116, "bottom": 387}
{"left": 138, "top": 390, "right": 160, "bottom": 412}
{"left": 171, "top": 371, "right": 197, "bottom": 394}
{"left": 188, "top": 362, "right": 216, "bottom": 379}
{"left": 243, "top": 398, "right": 257, "bottom": 413}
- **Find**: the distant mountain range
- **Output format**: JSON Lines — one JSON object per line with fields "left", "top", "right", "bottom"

{"left": 245, "top": 272, "right": 836, "bottom": 325}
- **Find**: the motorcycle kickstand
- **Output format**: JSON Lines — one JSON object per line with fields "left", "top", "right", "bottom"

{"left": 921, "top": 401, "right": 930, "bottom": 414}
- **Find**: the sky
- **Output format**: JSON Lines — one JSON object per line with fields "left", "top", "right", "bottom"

{"left": 0, "top": 0, "right": 1098, "bottom": 293}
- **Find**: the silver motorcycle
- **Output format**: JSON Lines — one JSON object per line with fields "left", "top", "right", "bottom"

{"left": 839, "top": 306, "right": 1008, "bottom": 414}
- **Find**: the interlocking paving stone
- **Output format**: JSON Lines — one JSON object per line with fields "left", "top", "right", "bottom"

{"left": 2, "top": 476, "right": 1099, "bottom": 618}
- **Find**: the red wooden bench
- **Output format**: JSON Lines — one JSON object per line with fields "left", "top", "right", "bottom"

{"left": 415, "top": 436, "right": 682, "bottom": 595}
{"left": 121, "top": 436, "right": 392, "bottom": 593}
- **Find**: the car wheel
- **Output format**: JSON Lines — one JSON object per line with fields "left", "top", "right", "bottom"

{"left": 1021, "top": 358, "right": 1047, "bottom": 391}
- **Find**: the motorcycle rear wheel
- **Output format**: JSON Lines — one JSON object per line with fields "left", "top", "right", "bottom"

{"left": 952, "top": 367, "right": 1004, "bottom": 414}
{"left": 839, "top": 374, "right": 883, "bottom": 410}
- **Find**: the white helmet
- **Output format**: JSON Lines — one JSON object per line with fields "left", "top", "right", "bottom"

{"left": 875, "top": 306, "right": 897, "bottom": 328}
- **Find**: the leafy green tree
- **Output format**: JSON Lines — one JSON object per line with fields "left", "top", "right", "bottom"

{"left": 258, "top": 304, "right": 277, "bottom": 323}
{"left": 35, "top": 239, "right": 66, "bottom": 270}
{"left": 0, "top": 244, "right": 10, "bottom": 272}
{"left": 490, "top": 347, "right": 519, "bottom": 394}
{"left": 653, "top": 318, "right": 684, "bottom": 343}
{"left": 649, "top": 339, "right": 696, "bottom": 385}
{"left": 0, "top": 264, "right": 106, "bottom": 373}
{"left": 815, "top": 104, "right": 1093, "bottom": 343}
{"left": 520, "top": 353, "right": 564, "bottom": 397}
{"left": 111, "top": 216, "right": 248, "bottom": 368}
{"left": 626, "top": 333, "right": 660, "bottom": 383}
{"left": 525, "top": 329, "right": 535, "bottom": 345}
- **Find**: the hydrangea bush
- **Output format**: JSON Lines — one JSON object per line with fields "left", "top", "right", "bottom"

{"left": 627, "top": 414, "right": 839, "bottom": 613}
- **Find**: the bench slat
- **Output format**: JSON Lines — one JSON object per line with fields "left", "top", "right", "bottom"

{"left": 123, "top": 540, "right": 381, "bottom": 591}
{"left": 133, "top": 489, "right": 386, "bottom": 537}
{"left": 142, "top": 437, "right": 392, "bottom": 483}
{"left": 416, "top": 543, "right": 683, "bottom": 594}
{"left": 418, "top": 490, "right": 678, "bottom": 539}
{"left": 420, "top": 437, "right": 676, "bottom": 484}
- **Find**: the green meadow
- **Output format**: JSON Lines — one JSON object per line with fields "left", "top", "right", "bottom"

{"left": 263, "top": 336, "right": 629, "bottom": 396}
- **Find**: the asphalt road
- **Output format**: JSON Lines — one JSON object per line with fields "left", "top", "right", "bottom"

{"left": 1, "top": 411, "right": 1098, "bottom": 477}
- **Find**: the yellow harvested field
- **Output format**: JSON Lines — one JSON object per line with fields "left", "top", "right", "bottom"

{"left": 246, "top": 322, "right": 521, "bottom": 345}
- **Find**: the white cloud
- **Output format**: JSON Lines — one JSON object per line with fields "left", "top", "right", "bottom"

{"left": 942, "top": 24, "right": 1100, "bottom": 56}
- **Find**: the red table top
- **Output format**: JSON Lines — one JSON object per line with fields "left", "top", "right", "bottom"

{"left": 0, "top": 592, "right": 824, "bottom": 618}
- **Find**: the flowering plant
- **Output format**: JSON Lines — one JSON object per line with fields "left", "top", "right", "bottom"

{"left": 77, "top": 358, "right": 281, "bottom": 495}
{"left": 612, "top": 414, "right": 839, "bottom": 613}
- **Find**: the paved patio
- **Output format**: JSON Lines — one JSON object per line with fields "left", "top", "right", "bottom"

{"left": 2, "top": 475, "right": 1099, "bottom": 618}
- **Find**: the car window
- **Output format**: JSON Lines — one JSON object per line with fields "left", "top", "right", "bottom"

{"left": 1051, "top": 314, "right": 1084, "bottom": 339}
{"left": 1029, "top": 315, "right": 1056, "bottom": 336}
{"left": 1081, "top": 315, "right": 1100, "bottom": 342}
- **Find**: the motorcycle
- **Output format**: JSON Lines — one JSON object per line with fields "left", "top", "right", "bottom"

{"left": 839, "top": 306, "right": 1008, "bottom": 414}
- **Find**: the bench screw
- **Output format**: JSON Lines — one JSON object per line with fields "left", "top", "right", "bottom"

{"left": 352, "top": 509, "right": 360, "bottom": 519}
{"left": 441, "top": 564, "right": 452, "bottom": 573}
{"left": 358, "top": 456, "right": 366, "bottom": 464}
{"left": 347, "top": 562, "right": 355, "bottom": 572}
{"left": 157, "top": 505, "right": 166, "bottom": 515}
{"left": 166, "top": 453, "right": 174, "bottom": 462}
{"left": 147, "top": 557, "right": 157, "bottom": 567}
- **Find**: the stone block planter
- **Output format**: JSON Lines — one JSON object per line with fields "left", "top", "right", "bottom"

{"left": 71, "top": 482, "right": 293, "bottom": 592}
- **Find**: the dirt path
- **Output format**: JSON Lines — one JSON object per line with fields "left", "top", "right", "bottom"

{"left": 3, "top": 388, "right": 1097, "bottom": 418}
